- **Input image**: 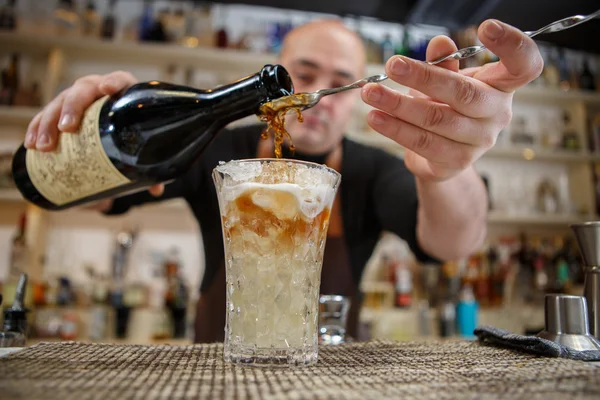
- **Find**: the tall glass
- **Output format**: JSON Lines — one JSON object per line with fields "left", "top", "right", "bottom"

{"left": 212, "top": 159, "right": 341, "bottom": 367}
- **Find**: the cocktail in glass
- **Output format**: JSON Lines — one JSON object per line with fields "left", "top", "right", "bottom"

{"left": 212, "top": 158, "right": 340, "bottom": 366}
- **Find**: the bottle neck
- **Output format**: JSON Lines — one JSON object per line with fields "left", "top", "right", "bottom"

{"left": 112, "top": 65, "right": 292, "bottom": 125}
{"left": 203, "top": 65, "right": 293, "bottom": 122}
{"left": 203, "top": 73, "right": 272, "bottom": 122}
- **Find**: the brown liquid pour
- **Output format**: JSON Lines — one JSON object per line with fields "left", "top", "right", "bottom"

{"left": 258, "top": 94, "right": 311, "bottom": 159}
{"left": 224, "top": 188, "right": 331, "bottom": 249}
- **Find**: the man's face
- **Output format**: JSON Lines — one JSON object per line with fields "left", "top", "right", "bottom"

{"left": 278, "top": 24, "right": 365, "bottom": 154}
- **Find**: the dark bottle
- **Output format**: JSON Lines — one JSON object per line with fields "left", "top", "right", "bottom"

{"left": 0, "top": 274, "right": 29, "bottom": 348}
{"left": 579, "top": 59, "right": 596, "bottom": 92}
{"left": 11, "top": 64, "right": 294, "bottom": 211}
{"left": 82, "top": 0, "right": 100, "bottom": 37}
{"left": 0, "top": 0, "right": 17, "bottom": 31}
{"left": 101, "top": 0, "right": 117, "bottom": 40}
{"left": 0, "top": 53, "right": 19, "bottom": 106}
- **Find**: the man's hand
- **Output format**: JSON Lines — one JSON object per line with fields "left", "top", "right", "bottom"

{"left": 24, "top": 70, "right": 164, "bottom": 197}
{"left": 361, "top": 19, "right": 543, "bottom": 181}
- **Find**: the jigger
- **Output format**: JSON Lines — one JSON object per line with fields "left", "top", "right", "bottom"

{"left": 570, "top": 221, "right": 600, "bottom": 339}
{"left": 537, "top": 294, "right": 600, "bottom": 351}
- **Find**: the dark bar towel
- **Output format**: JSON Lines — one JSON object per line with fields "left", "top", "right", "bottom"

{"left": 474, "top": 325, "right": 600, "bottom": 361}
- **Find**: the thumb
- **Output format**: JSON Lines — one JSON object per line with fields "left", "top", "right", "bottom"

{"left": 472, "top": 19, "right": 544, "bottom": 92}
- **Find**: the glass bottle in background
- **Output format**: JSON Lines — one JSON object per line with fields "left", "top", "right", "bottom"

{"left": 438, "top": 297, "right": 456, "bottom": 338}
{"left": 475, "top": 247, "right": 492, "bottom": 308}
{"left": 381, "top": 34, "right": 395, "bottom": 64}
{"left": 0, "top": 274, "right": 29, "bottom": 348}
{"left": 100, "top": 0, "right": 117, "bottom": 40}
{"left": 164, "top": 248, "right": 188, "bottom": 339}
{"left": 9, "top": 213, "right": 27, "bottom": 281}
{"left": 87, "top": 267, "right": 109, "bottom": 341}
{"left": 490, "top": 243, "right": 510, "bottom": 307}
{"left": 143, "top": 8, "right": 168, "bottom": 43}
{"left": 543, "top": 48, "right": 560, "bottom": 89}
{"left": 0, "top": 0, "right": 17, "bottom": 31}
{"left": 214, "top": 7, "right": 228, "bottom": 49}
{"left": 138, "top": 0, "right": 154, "bottom": 41}
{"left": 164, "top": 7, "right": 185, "bottom": 44}
{"left": 393, "top": 257, "right": 413, "bottom": 308}
{"left": 580, "top": 58, "right": 596, "bottom": 91}
{"left": 568, "top": 57, "right": 580, "bottom": 90}
{"left": 194, "top": 2, "right": 214, "bottom": 48}
{"left": 81, "top": 0, "right": 100, "bottom": 37}
{"left": 54, "top": 0, "right": 80, "bottom": 36}
{"left": 0, "top": 53, "right": 20, "bottom": 106}
{"left": 558, "top": 49, "right": 571, "bottom": 91}
{"left": 395, "top": 27, "right": 411, "bottom": 57}
{"left": 533, "top": 255, "right": 548, "bottom": 295}
{"left": 456, "top": 284, "right": 478, "bottom": 339}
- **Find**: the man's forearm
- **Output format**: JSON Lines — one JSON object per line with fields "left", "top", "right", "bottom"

{"left": 416, "top": 166, "right": 488, "bottom": 261}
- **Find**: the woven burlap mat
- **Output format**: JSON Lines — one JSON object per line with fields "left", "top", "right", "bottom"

{"left": 0, "top": 339, "right": 598, "bottom": 399}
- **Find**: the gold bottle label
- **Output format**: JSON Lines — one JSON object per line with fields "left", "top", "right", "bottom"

{"left": 26, "top": 96, "right": 131, "bottom": 206}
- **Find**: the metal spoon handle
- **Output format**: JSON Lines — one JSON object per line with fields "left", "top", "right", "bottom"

{"left": 428, "top": 9, "right": 600, "bottom": 65}
{"left": 316, "top": 74, "right": 389, "bottom": 96}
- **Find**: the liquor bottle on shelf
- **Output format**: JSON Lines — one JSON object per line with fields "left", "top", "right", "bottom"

{"left": 475, "top": 248, "right": 492, "bottom": 308}
{"left": 0, "top": 274, "right": 29, "bottom": 348}
{"left": 0, "top": 0, "right": 17, "bottom": 31}
{"left": 542, "top": 48, "right": 560, "bottom": 89}
{"left": 168, "top": 8, "right": 187, "bottom": 43}
{"left": 456, "top": 284, "right": 478, "bottom": 339}
{"left": 138, "top": 0, "right": 154, "bottom": 41}
{"left": 100, "top": 0, "right": 117, "bottom": 40}
{"left": 9, "top": 213, "right": 27, "bottom": 281}
{"left": 164, "top": 248, "right": 188, "bottom": 339}
{"left": 54, "top": 0, "right": 80, "bottom": 36}
{"left": 579, "top": 59, "right": 596, "bottom": 92}
{"left": 381, "top": 34, "right": 394, "bottom": 63}
{"left": 558, "top": 49, "right": 571, "bottom": 91}
{"left": 395, "top": 27, "right": 411, "bottom": 57}
{"left": 393, "top": 258, "right": 413, "bottom": 308}
{"left": 82, "top": 0, "right": 100, "bottom": 37}
{"left": 11, "top": 65, "right": 293, "bottom": 211}
{"left": 214, "top": 8, "right": 229, "bottom": 49}
{"left": 0, "top": 53, "right": 20, "bottom": 106}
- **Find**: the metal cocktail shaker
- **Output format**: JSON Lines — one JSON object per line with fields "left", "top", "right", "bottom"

{"left": 570, "top": 222, "right": 600, "bottom": 339}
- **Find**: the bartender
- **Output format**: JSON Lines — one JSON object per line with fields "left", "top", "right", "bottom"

{"left": 23, "top": 19, "right": 543, "bottom": 342}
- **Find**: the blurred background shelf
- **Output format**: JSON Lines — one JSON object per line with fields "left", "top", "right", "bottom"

{"left": 486, "top": 211, "right": 596, "bottom": 225}
{"left": 0, "top": 106, "right": 39, "bottom": 127}
{"left": 346, "top": 130, "right": 600, "bottom": 164}
{"left": 514, "top": 85, "right": 600, "bottom": 105}
{"left": 0, "top": 31, "right": 276, "bottom": 74}
{"left": 0, "top": 189, "right": 23, "bottom": 202}
{"left": 485, "top": 147, "right": 600, "bottom": 162}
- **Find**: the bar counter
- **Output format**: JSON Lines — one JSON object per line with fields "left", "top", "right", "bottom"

{"left": 1, "top": 339, "right": 599, "bottom": 399}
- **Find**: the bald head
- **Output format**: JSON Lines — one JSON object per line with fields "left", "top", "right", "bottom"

{"left": 279, "top": 19, "right": 367, "bottom": 80}
{"left": 274, "top": 19, "right": 367, "bottom": 155}
{"left": 280, "top": 19, "right": 366, "bottom": 73}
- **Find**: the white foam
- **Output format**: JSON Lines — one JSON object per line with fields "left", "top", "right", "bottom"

{"left": 216, "top": 160, "right": 339, "bottom": 219}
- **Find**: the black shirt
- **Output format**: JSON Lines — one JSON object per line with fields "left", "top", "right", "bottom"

{"left": 105, "top": 124, "right": 438, "bottom": 293}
